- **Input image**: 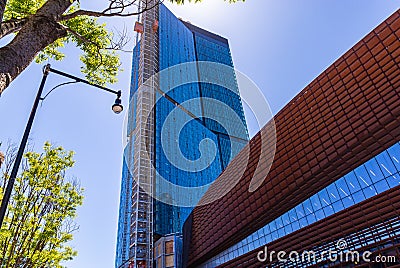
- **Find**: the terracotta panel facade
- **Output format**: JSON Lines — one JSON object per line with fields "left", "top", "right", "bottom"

{"left": 183, "top": 10, "right": 400, "bottom": 267}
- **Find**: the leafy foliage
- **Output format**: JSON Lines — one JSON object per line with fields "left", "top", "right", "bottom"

{"left": 0, "top": 142, "right": 83, "bottom": 267}
{"left": 62, "top": 12, "right": 120, "bottom": 85}
{"left": 3, "top": 0, "right": 47, "bottom": 20}
{"left": 4, "top": 1, "right": 121, "bottom": 86}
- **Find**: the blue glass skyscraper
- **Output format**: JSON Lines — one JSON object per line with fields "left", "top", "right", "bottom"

{"left": 116, "top": 3, "right": 248, "bottom": 268}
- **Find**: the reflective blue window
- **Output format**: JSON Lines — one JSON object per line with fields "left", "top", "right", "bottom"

{"left": 352, "top": 190, "right": 366, "bottom": 203}
{"left": 365, "top": 159, "right": 385, "bottom": 182}
{"left": 284, "top": 224, "right": 292, "bottom": 235}
{"left": 299, "top": 217, "right": 308, "bottom": 228}
{"left": 362, "top": 185, "right": 378, "bottom": 199}
{"left": 326, "top": 184, "right": 340, "bottom": 203}
{"left": 282, "top": 213, "right": 290, "bottom": 225}
{"left": 292, "top": 221, "right": 301, "bottom": 232}
{"left": 386, "top": 173, "right": 400, "bottom": 187}
{"left": 387, "top": 143, "right": 400, "bottom": 171}
{"left": 275, "top": 217, "right": 284, "bottom": 229}
{"left": 310, "top": 194, "right": 322, "bottom": 210}
{"left": 263, "top": 224, "right": 271, "bottom": 235}
{"left": 345, "top": 172, "right": 362, "bottom": 193}
{"left": 374, "top": 179, "right": 390, "bottom": 194}
{"left": 315, "top": 209, "right": 325, "bottom": 221}
{"left": 332, "top": 201, "right": 344, "bottom": 213}
{"left": 323, "top": 205, "right": 334, "bottom": 217}
{"left": 354, "top": 165, "right": 373, "bottom": 187}
{"left": 296, "top": 204, "right": 306, "bottom": 218}
{"left": 376, "top": 151, "right": 397, "bottom": 176}
{"left": 303, "top": 199, "right": 313, "bottom": 215}
{"left": 271, "top": 231, "right": 279, "bottom": 240}
{"left": 306, "top": 213, "right": 316, "bottom": 225}
{"left": 277, "top": 227, "right": 285, "bottom": 237}
{"left": 335, "top": 177, "right": 350, "bottom": 198}
{"left": 341, "top": 195, "right": 355, "bottom": 207}
{"left": 289, "top": 208, "right": 298, "bottom": 222}
{"left": 270, "top": 220, "right": 277, "bottom": 232}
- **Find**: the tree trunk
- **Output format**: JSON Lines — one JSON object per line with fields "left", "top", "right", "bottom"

{"left": 0, "top": 0, "right": 74, "bottom": 94}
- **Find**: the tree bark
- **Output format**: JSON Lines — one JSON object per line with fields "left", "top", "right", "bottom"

{"left": 0, "top": 0, "right": 6, "bottom": 24}
{"left": 0, "top": 0, "right": 74, "bottom": 94}
{"left": 0, "top": 19, "right": 27, "bottom": 39}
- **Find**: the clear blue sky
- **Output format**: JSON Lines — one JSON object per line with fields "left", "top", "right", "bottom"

{"left": 0, "top": 1, "right": 398, "bottom": 267}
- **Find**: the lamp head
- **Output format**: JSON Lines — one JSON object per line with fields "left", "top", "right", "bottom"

{"left": 112, "top": 97, "right": 123, "bottom": 114}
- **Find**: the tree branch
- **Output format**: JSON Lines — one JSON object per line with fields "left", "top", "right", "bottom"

{"left": 35, "top": 0, "right": 74, "bottom": 20}
{"left": 107, "top": 25, "right": 131, "bottom": 51}
{"left": 64, "top": 26, "right": 98, "bottom": 47}
{"left": 0, "top": 19, "right": 27, "bottom": 39}
{"left": 60, "top": 9, "right": 138, "bottom": 20}
{"left": 63, "top": 25, "right": 105, "bottom": 69}
{"left": 60, "top": 0, "right": 162, "bottom": 21}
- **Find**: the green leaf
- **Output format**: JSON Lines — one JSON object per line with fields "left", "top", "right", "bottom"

{"left": 0, "top": 142, "right": 83, "bottom": 267}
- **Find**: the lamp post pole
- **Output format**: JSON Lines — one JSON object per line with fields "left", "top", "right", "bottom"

{"left": 0, "top": 64, "right": 123, "bottom": 227}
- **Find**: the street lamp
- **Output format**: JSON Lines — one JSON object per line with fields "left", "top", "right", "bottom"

{"left": 112, "top": 96, "right": 123, "bottom": 114}
{"left": 0, "top": 64, "right": 123, "bottom": 227}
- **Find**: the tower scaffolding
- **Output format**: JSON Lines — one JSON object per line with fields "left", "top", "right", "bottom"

{"left": 128, "top": 0, "right": 159, "bottom": 267}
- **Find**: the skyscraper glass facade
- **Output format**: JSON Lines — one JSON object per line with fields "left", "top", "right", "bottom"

{"left": 116, "top": 159, "right": 133, "bottom": 267}
{"left": 154, "top": 5, "right": 248, "bottom": 236}
{"left": 116, "top": 4, "right": 248, "bottom": 267}
{"left": 115, "top": 43, "right": 140, "bottom": 268}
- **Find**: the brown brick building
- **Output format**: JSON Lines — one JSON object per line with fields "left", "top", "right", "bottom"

{"left": 183, "top": 9, "right": 400, "bottom": 268}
